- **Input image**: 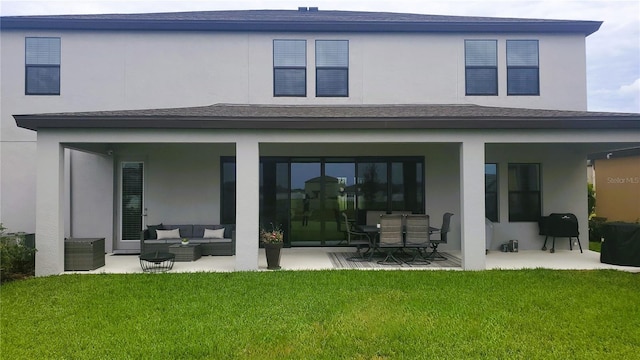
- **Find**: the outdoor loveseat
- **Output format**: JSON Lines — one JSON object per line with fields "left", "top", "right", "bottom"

{"left": 140, "top": 224, "right": 235, "bottom": 256}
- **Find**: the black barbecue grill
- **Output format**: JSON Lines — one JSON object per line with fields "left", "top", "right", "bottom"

{"left": 538, "top": 213, "right": 583, "bottom": 253}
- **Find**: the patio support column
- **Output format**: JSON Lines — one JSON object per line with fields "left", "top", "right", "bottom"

{"left": 235, "top": 139, "right": 260, "bottom": 270}
{"left": 35, "top": 134, "right": 65, "bottom": 276}
{"left": 460, "top": 139, "right": 486, "bottom": 270}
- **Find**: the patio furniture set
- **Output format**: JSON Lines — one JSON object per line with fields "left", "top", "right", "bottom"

{"left": 344, "top": 212, "right": 454, "bottom": 265}
{"left": 138, "top": 223, "right": 234, "bottom": 272}
{"left": 140, "top": 223, "right": 235, "bottom": 255}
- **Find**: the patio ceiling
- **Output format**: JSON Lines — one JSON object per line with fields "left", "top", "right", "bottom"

{"left": 14, "top": 104, "right": 640, "bottom": 131}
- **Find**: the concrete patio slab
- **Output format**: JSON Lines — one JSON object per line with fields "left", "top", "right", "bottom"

{"left": 65, "top": 248, "right": 639, "bottom": 274}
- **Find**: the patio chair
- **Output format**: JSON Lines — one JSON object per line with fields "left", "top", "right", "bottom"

{"left": 342, "top": 212, "right": 371, "bottom": 261}
{"left": 427, "top": 212, "right": 453, "bottom": 261}
{"left": 377, "top": 214, "right": 404, "bottom": 265}
{"left": 404, "top": 214, "right": 431, "bottom": 265}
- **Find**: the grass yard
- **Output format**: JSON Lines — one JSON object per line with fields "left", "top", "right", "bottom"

{"left": 2, "top": 270, "right": 639, "bottom": 359}
{"left": 589, "top": 241, "right": 602, "bottom": 252}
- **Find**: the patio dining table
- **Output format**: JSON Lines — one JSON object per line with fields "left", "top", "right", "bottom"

{"left": 357, "top": 225, "right": 380, "bottom": 240}
{"left": 356, "top": 224, "right": 440, "bottom": 245}
{"left": 356, "top": 221, "right": 439, "bottom": 263}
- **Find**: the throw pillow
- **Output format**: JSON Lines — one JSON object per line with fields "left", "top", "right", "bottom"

{"left": 156, "top": 228, "right": 180, "bottom": 239}
{"left": 203, "top": 228, "right": 225, "bottom": 239}
{"left": 147, "top": 224, "right": 164, "bottom": 239}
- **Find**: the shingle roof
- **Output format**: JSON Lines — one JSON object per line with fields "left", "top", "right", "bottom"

{"left": 14, "top": 103, "right": 640, "bottom": 131}
{"left": 0, "top": 9, "right": 602, "bottom": 35}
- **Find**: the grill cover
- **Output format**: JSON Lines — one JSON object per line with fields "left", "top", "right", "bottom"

{"left": 540, "top": 213, "right": 579, "bottom": 237}
{"left": 601, "top": 223, "right": 640, "bottom": 267}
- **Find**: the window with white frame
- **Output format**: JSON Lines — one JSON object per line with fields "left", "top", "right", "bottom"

{"left": 507, "top": 40, "right": 539, "bottom": 95}
{"left": 465, "top": 40, "right": 498, "bottom": 96}
{"left": 25, "top": 37, "right": 61, "bottom": 95}
{"left": 273, "top": 40, "right": 307, "bottom": 97}
{"left": 315, "top": 40, "right": 348, "bottom": 97}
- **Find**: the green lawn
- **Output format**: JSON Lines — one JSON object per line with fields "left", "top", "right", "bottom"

{"left": 2, "top": 270, "right": 639, "bottom": 359}
{"left": 590, "top": 241, "right": 602, "bottom": 252}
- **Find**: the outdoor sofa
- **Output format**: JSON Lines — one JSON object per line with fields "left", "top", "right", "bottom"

{"left": 140, "top": 224, "right": 235, "bottom": 256}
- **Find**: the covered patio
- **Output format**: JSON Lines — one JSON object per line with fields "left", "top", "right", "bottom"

{"left": 14, "top": 104, "right": 640, "bottom": 275}
{"left": 67, "top": 248, "right": 640, "bottom": 274}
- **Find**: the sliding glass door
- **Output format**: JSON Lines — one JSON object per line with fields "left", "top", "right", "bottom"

{"left": 260, "top": 158, "right": 290, "bottom": 242}
{"left": 325, "top": 160, "right": 356, "bottom": 244}
{"left": 290, "top": 160, "right": 322, "bottom": 245}
{"left": 254, "top": 156, "right": 424, "bottom": 247}
{"left": 287, "top": 159, "right": 358, "bottom": 246}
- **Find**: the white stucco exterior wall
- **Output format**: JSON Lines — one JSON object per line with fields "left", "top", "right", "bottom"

{"left": 486, "top": 143, "right": 593, "bottom": 250}
{"left": 1, "top": 28, "right": 590, "bottom": 234}
{"left": 69, "top": 151, "right": 114, "bottom": 252}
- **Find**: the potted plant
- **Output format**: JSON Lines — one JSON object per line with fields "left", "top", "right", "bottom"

{"left": 181, "top": 238, "right": 189, "bottom": 245}
{"left": 260, "top": 224, "right": 284, "bottom": 270}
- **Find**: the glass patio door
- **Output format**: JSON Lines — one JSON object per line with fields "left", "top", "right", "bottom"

{"left": 260, "top": 159, "right": 290, "bottom": 243}
{"left": 117, "top": 161, "right": 144, "bottom": 251}
{"left": 290, "top": 161, "right": 321, "bottom": 245}
{"left": 324, "top": 160, "right": 356, "bottom": 244}
{"left": 257, "top": 156, "right": 424, "bottom": 247}
{"left": 289, "top": 159, "right": 356, "bottom": 246}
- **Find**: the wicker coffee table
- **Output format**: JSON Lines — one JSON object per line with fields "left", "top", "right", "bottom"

{"left": 139, "top": 251, "right": 175, "bottom": 272}
{"left": 169, "top": 244, "right": 202, "bottom": 262}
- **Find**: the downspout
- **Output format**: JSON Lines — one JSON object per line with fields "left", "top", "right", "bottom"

{"left": 69, "top": 150, "right": 73, "bottom": 238}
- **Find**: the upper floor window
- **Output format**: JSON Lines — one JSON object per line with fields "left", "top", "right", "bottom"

{"left": 508, "top": 163, "right": 541, "bottom": 222}
{"left": 316, "top": 40, "right": 348, "bottom": 97}
{"left": 25, "top": 37, "right": 60, "bottom": 95}
{"left": 465, "top": 40, "right": 497, "bottom": 96}
{"left": 507, "top": 40, "right": 539, "bottom": 95}
{"left": 273, "top": 40, "right": 306, "bottom": 97}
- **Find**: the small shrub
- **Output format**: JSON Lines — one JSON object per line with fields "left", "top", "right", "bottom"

{"left": 588, "top": 216, "right": 607, "bottom": 242}
{"left": 0, "top": 224, "right": 36, "bottom": 283}
{"left": 587, "top": 183, "right": 596, "bottom": 216}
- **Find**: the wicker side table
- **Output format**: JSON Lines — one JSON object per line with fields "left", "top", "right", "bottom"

{"left": 169, "top": 244, "right": 202, "bottom": 262}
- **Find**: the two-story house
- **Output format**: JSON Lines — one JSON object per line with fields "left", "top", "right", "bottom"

{"left": 1, "top": 8, "right": 639, "bottom": 275}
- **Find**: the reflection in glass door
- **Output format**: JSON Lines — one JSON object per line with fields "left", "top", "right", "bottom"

{"left": 290, "top": 161, "right": 321, "bottom": 245}
{"left": 260, "top": 159, "right": 290, "bottom": 243}
{"left": 325, "top": 161, "right": 356, "bottom": 244}
{"left": 255, "top": 156, "right": 424, "bottom": 247}
{"left": 289, "top": 159, "right": 356, "bottom": 246}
